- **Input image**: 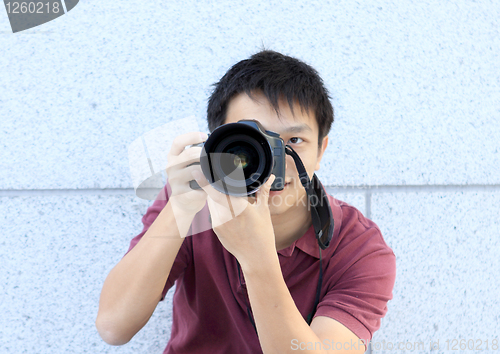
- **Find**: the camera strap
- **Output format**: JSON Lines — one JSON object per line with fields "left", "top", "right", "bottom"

{"left": 284, "top": 145, "right": 334, "bottom": 250}
{"left": 284, "top": 145, "right": 335, "bottom": 323}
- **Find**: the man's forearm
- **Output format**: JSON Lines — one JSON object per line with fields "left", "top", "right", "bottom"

{"left": 242, "top": 256, "right": 328, "bottom": 354}
{"left": 96, "top": 201, "right": 194, "bottom": 345}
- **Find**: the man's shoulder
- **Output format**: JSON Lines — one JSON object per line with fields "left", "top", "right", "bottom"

{"left": 326, "top": 193, "right": 394, "bottom": 257}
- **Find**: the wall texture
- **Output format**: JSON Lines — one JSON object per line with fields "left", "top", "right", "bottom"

{"left": 1, "top": 0, "right": 498, "bottom": 353}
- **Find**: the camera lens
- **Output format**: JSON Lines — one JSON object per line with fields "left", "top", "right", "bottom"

{"left": 200, "top": 123, "right": 273, "bottom": 196}
{"left": 213, "top": 134, "right": 266, "bottom": 187}
{"left": 219, "top": 139, "right": 264, "bottom": 182}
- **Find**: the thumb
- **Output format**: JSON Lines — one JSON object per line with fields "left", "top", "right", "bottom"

{"left": 256, "top": 174, "right": 276, "bottom": 208}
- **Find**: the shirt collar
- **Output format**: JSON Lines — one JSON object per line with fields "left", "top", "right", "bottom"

{"left": 277, "top": 193, "right": 343, "bottom": 259}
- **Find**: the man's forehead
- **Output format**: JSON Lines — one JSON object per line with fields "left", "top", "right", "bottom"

{"left": 279, "top": 123, "right": 313, "bottom": 134}
{"left": 225, "top": 92, "right": 317, "bottom": 133}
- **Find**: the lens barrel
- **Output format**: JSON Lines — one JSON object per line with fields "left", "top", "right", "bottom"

{"left": 200, "top": 120, "right": 283, "bottom": 196}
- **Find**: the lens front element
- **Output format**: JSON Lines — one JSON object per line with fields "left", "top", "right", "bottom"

{"left": 219, "top": 139, "right": 264, "bottom": 183}
{"left": 200, "top": 123, "right": 274, "bottom": 196}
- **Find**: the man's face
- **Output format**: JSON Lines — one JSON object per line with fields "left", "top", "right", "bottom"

{"left": 223, "top": 91, "right": 328, "bottom": 216}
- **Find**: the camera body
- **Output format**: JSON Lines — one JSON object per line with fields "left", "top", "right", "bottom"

{"left": 192, "top": 120, "right": 286, "bottom": 196}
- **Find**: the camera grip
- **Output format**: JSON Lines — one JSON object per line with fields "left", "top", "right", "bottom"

{"left": 190, "top": 180, "right": 201, "bottom": 190}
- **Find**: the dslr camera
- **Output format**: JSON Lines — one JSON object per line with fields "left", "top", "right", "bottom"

{"left": 189, "top": 119, "right": 334, "bottom": 250}
{"left": 190, "top": 120, "right": 286, "bottom": 196}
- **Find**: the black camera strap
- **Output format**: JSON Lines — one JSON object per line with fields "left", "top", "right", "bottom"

{"left": 284, "top": 145, "right": 335, "bottom": 323}
{"left": 284, "top": 145, "right": 333, "bottom": 250}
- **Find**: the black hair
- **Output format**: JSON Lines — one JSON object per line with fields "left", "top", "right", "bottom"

{"left": 206, "top": 50, "right": 334, "bottom": 148}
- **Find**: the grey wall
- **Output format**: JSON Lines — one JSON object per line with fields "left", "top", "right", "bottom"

{"left": 1, "top": 0, "right": 498, "bottom": 353}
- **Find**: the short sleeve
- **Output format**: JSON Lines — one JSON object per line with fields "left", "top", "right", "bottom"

{"left": 314, "top": 206, "right": 396, "bottom": 343}
{"left": 124, "top": 183, "right": 192, "bottom": 301}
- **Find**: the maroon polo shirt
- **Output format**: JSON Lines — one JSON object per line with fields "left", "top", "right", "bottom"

{"left": 126, "top": 183, "right": 396, "bottom": 354}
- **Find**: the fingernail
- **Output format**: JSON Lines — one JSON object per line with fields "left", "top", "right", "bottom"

{"left": 200, "top": 132, "right": 208, "bottom": 141}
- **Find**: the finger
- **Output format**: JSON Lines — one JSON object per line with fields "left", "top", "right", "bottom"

{"left": 256, "top": 174, "right": 276, "bottom": 208}
{"left": 171, "top": 187, "right": 207, "bottom": 202}
{"left": 179, "top": 146, "right": 203, "bottom": 162}
{"left": 169, "top": 132, "right": 208, "bottom": 157}
{"left": 165, "top": 147, "right": 202, "bottom": 178}
{"left": 169, "top": 165, "right": 207, "bottom": 194}
{"left": 191, "top": 169, "right": 227, "bottom": 205}
{"left": 191, "top": 170, "right": 238, "bottom": 224}
{"left": 191, "top": 170, "right": 250, "bottom": 218}
{"left": 167, "top": 146, "right": 203, "bottom": 171}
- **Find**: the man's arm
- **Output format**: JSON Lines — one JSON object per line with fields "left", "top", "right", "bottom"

{"left": 243, "top": 257, "right": 366, "bottom": 354}
{"left": 95, "top": 131, "right": 208, "bottom": 345}
{"left": 95, "top": 202, "right": 193, "bottom": 345}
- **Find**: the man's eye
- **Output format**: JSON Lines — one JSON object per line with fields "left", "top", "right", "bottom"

{"left": 288, "top": 137, "right": 303, "bottom": 144}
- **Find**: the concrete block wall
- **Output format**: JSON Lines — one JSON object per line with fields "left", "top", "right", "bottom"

{"left": 1, "top": 0, "right": 498, "bottom": 353}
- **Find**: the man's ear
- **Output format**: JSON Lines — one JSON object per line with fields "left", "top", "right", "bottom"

{"left": 315, "top": 136, "right": 329, "bottom": 171}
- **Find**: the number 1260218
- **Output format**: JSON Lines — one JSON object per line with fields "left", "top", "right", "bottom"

{"left": 5, "top": 2, "right": 61, "bottom": 14}
{"left": 446, "top": 339, "right": 498, "bottom": 351}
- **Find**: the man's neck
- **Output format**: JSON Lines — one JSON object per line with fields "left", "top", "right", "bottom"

{"left": 271, "top": 204, "right": 312, "bottom": 251}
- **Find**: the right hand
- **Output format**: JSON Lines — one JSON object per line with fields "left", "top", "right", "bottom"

{"left": 165, "top": 131, "right": 209, "bottom": 216}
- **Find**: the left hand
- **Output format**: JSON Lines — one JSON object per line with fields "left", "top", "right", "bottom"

{"left": 191, "top": 171, "right": 277, "bottom": 269}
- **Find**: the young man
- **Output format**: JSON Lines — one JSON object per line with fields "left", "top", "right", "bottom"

{"left": 96, "top": 50, "right": 396, "bottom": 353}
